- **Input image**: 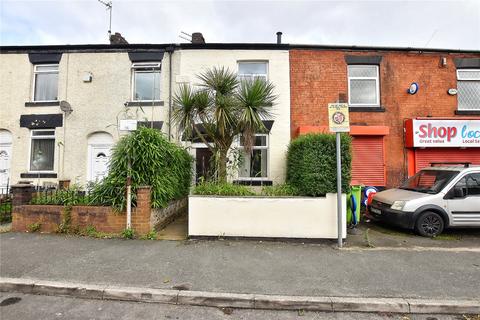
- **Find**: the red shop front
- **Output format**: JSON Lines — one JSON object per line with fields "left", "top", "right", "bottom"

{"left": 405, "top": 118, "right": 480, "bottom": 176}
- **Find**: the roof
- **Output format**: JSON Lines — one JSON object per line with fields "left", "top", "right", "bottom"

{"left": 1, "top": 42, "right": 479, "bottom": 54}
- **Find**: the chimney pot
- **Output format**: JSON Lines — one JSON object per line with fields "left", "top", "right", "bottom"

{"left": 109, "top": 32, "right": 128, "bottom": 45}
{"left": 191, "top": 32, "right": 205, "bottom": 44}
{"left": 276, "top": 31, "right": 283, "bottom": 44}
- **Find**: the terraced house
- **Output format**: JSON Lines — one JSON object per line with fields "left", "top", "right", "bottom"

{"left": 1, "top": 34, "right": 479, "bottom": 191}
{"left": 0, "top": 33, "right": 291, "bottom": 189}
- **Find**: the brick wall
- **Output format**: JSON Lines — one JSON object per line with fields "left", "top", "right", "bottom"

{"left": 290, "top": 50, "right": 480, "bottom": 186}
{"left": 12, "top": 186, "right": 153, "bottom": 235}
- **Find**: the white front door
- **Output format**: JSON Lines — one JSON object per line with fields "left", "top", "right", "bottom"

{"left": 0, "top": 144, "right": 12, "bottom": 189}
{"left": 89, "top": 145, "right": 112, "bottom": 182}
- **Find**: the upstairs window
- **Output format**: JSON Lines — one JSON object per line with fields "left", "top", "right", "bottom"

{"left": 348, "top": 65, "right": 380, "bottom": 106}
{"left": 29, "top": 129, "right": 55, "bottom": 172}
{"left": 132, "top": 62, "right": 161, "bottom": 101}
{"left": 238, "top": 134, "right": 268, "bottom": 179}
{"left": 457, "top": 69, "right": 480, "bottom": 110}
{"left": 238, "top": 62, "right": 268, "bottom": 82}
{"left": 33, "top": 64, "right": 59, "bottom": 101}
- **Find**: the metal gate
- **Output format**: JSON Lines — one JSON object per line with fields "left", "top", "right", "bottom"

{"left": 0, "top": 183, "right": 12, "bottom": 224}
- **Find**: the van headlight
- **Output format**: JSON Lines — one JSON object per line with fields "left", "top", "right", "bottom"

{"left": 391, "top": 201, "right": 406, "bottom": 211}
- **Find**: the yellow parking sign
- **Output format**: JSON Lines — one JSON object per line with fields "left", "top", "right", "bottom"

{"left": 328, "top": 103, "right": 350, "bottom": 132}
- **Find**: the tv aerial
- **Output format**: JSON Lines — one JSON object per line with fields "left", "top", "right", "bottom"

{"left": 179, "top": 31, "right": 192, "bottom": 43}
{"left": 97, "top": 0, "right": 113, "bottom": 41}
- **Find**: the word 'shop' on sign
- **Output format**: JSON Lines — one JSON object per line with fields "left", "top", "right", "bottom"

{"left": 328, "top": 103, "right": 350, "bottom": 133}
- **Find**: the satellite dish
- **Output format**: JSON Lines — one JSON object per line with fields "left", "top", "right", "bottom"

{"left": 60, "top": 100, "right": 73, "bottom": 113}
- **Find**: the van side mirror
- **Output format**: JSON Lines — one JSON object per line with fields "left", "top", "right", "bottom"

{"left": 453, "top": 187, "right": 465, "bottom": 198}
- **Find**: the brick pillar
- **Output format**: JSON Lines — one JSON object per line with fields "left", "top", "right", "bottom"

{"left": 132, "top": 186, "right": 152, "bottom": 235}
{"left": 11, "top": 183, "right": 35, "bottom": 206}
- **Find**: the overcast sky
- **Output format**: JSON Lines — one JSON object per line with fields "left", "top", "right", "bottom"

{"left": 1, "top": 0, "right": 479, "bottom": 50}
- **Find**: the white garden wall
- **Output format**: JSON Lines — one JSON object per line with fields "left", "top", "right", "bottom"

{"left": 188, "top": 194, "right": 347, "bottom": 239}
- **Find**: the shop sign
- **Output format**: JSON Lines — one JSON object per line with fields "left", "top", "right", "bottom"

{"left": 412, "top": 119, "right": 480, "bottom": 147}
{"left": 328, "top": 103, "right": 350, "bottom": 133}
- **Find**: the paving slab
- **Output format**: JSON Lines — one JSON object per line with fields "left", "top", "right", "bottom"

{"left": 1, "top": 232, "right": 479, "bottom": 300}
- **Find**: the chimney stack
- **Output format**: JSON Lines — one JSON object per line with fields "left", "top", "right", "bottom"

{"left": 276, "top": 31, "right": 283, "bottom": 44}
{"left": 110, "top": 32, "right": 128, "bottom": 45}
{"left": 191, "top": 32, "right": 205, "bottom": 44}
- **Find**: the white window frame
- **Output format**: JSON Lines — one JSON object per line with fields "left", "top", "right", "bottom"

{"left": 347, "top": 65, "right": 380, "bottom": 106}
{"left": 456, "top": 69, "right": 480, "bottom": 111}
{"left": 28, "top": 129, "right": 56, "bottom": 173}
{"left": 237, "top": 61, "right": 269, "bottom": 82}
{"left": 131, "top": 62, "right": 162, "bottom": 102}
{"left": 237, "top": 133, "right": 269, "bottom": 181}
{"left": 32, "top": 64, "right": 59, "bottom": 102}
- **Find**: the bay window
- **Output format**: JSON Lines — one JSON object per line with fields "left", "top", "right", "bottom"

{"left": 29, "top": 129, "right": 55, "bottom": 172}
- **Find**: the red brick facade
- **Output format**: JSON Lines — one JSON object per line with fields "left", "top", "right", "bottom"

{"left": 12, "top": 186, "right": 152, "bottom": 235}
{"left": 290, "top": 49, "right": 480, "bottom": 187}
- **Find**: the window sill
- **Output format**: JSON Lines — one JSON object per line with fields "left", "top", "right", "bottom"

{"left": 125, "top": 101, "right": 164, "bottom": 107}
{"left": 25, "top": 101, "right": 60, "bottom": 107}
{"left": 21, "top": 173, "right": 57, "bottom": 178}
{"left": 455, "top": 110, "right": 480, "bottom": 115}
{"left": 234, "top": 179, "right": 273, "bottom": 186}
{"left": 349, "top": 106, "right": 385, "bottom": 112}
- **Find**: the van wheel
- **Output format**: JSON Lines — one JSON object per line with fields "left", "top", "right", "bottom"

{"left": 415, "top": 211, "right": 444, "bottom": 237}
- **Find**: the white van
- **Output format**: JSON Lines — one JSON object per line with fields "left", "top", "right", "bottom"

{"left": 367, "top": 163, "right": 480, "bottom": 237}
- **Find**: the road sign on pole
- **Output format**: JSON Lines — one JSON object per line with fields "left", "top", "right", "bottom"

{"left": 328, "top": 103, "right": 350, "bottom": 248}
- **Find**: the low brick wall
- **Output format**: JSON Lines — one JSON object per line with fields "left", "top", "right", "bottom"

{"left": 151, "top": 198, "right": 188, "bottom": 231}
{"left": 11, "top": 186, "right": 152, "bottom": 236}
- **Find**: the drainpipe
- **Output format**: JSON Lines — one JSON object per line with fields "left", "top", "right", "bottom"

{"left": 166, "top": 45, "right": 175, "bottom": 141}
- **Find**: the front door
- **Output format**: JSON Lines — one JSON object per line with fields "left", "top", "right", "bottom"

{"left": 0, "top": 143, "right": 12, "bottom": 189}
{"left": 89, "top": 145, "right": 111, "bottom": 182}
{"left": 447, "top": 173, "right": 480, "bottom": 226}
{"left": 195, "top": 148, "right": 213, "bottom": 183}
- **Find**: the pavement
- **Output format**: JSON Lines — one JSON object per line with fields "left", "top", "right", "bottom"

{"left": 1, "top": 232, "right": 479, "bottom": 301}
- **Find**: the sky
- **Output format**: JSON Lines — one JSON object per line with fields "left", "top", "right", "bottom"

{"left": 0, "top": 0, "right": 479, "bottom": 50}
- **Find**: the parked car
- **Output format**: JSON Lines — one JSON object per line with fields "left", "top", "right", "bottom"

{"left": 367, "top": 163, "right": 480, "bottom": 237}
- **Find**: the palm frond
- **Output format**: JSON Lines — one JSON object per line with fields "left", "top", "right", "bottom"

{"left": 198, "top": 66, "right": 238, "bottom": 95}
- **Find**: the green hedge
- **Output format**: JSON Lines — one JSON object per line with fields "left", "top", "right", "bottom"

{"left": 286, "top": 133, "right": 352, "bottom": 196}
{"left": 89, "top": 127, "right": 193, "bottom": 210}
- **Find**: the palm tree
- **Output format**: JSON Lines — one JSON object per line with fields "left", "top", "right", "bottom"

{"left": 173, "top": 67, "right": 276, "bottom": 182}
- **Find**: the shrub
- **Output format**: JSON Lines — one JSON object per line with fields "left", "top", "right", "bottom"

{"left": 261, "top": 184, "right": 300, "bottom": 197}
{"left": 30, "top": 185, "right": 92, "bottom": 206}
{"left": 89, "top": 127, "right": 193, "bottom": 211}
{"left": 27, "top": 222, "right": 41, "bottom": 233}
{"left": 121, "top": 228, "right": 135, "bottom": 239}
{"left": 192, "top": 181, "right": 255, "bottom": 196}
{"left": 286, "top": 133, "right": 351, "bottom": 196}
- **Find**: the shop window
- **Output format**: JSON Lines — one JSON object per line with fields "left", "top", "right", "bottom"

{"left": 238, "top": 61, "right": 268, "bottom": 82}
{"left": 33, "top": 64, "right": 59, "bottom": 101}
{"left": 238, "top": 134, "right": 268, "bottom": 179}
{"left": 29, "top": 129, "right": 55, "bottom": 172}
{"left": 348, "top": 65, "right": 380, "bottom": 106}
{"left": 457, "top": 69, "right": 480, "bottom": 110}
{"left": 132, "top": 62, "right": 161, "bottom": 101}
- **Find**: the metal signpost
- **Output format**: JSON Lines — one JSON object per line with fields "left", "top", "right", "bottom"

{"left": 328, "top": 103, "right": 350, "bottom": 248}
